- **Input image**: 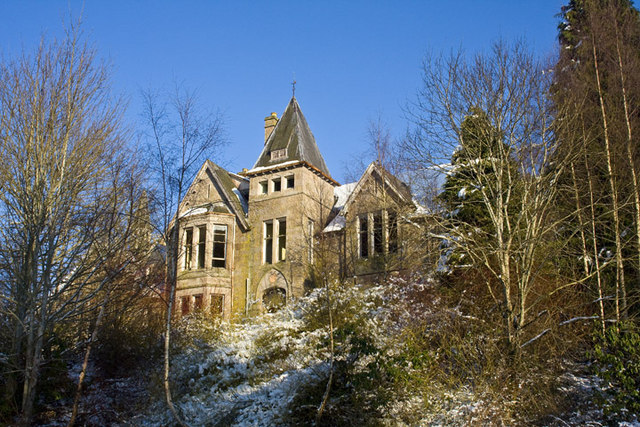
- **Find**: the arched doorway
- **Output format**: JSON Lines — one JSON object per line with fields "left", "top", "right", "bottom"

{"left": 256, "top": 269, "right": 289, "bottom": 312}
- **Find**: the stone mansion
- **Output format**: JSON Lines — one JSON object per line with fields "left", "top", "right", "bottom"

{"left": 174, "top": 97, "right": 424, "bottom": 319}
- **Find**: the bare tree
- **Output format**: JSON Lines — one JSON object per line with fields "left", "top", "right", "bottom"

{"left": 402, "top": 40, "right": 575, "bottom": 351}
{"left": 141, "top": 84, "right": 225, "bottom": 425}
{"left": 0, "top": 25, "right": 134, "bottom": 424}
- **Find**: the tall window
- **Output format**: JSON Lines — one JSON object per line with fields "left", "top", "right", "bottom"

{"left": 373, "top": 212, "right": 384, "bottom": 254}
{"left": 359, "top": 214, "right": 369, "bottom": 258}
{"left": 184, "top": 228, "right": 193, "bottom": 270}
{"left": 212, "top": 225, "right": 227, "bottom": 268}
{"left": 278, "top": 218, "right": 287, "bottom": 262}
{"left": 307, "top": 219, "right": 314, "bottom": 264}
{"left": 388, "top": 211, "right": 398, "bottom": 253}
{"left": 264, "top": 220, "right": 273, "bottom": 264}
{"left": 197, "top": 225, "right": 206, "bottom": 269}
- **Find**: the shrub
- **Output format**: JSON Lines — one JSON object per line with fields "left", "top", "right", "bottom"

{"left": 591, "top": 321, "right": 640, "bottom": 421}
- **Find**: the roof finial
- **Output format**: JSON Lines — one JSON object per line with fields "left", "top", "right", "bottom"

{"left": 291, "top": 73, "right": 296, "bottom": 98}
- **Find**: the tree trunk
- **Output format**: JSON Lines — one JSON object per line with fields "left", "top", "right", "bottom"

{"left": 164, "top": 223, "right": 187, "bottom": 427}
{"left": 68, "top": 291, "right": 110, "bottom": 427}
{"left": 316, "top": 277, "right": 335, "bottom": 423}
{"left": 592, "top": 39, "right": 626, "bottom": 320}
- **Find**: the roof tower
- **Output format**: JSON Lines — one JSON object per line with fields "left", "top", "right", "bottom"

{"left": 252, "top": 97, "right": 331, "bottom": 177}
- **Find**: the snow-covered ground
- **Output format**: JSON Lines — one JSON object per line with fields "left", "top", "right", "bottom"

{"left": 36, "top": 277, "right": 638, "bottom": 426}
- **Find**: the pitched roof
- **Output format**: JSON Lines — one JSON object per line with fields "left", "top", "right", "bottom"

{"left": 179, "top": 160, "right": 250, "bottom": 231}
{"left": 323, "top": 162, "right": 413, "bottom": 233}
{"left": 252, "top": 97, "right": 331, "bottom": 177}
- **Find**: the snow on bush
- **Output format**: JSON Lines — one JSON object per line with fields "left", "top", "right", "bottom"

{"left": 140, "top": 275, "right": 516, "bottom": 426}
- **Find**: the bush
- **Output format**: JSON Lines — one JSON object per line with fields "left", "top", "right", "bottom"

{"left": 591, "top": 321, "right": 640, "bottom": 421}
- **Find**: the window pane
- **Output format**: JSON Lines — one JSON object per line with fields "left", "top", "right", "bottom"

{"left": 273, "top": 178, "right": 281, "bottom": 192}
{"left": 198, "top": 226, "right": 206, "bottom": 268}
{"left": 264, "top": 221, "right": 273, "bottom": 264}
{"left": 373, "top": 213, "right": 383, "bottom": 254}
{"left": 286, "top": 176, "right": 294, "bottom": 189}
{"left": 388, "top": 211, "right": 398, "bottom": 253}
{"left": 212, "top": 225, "right": 227, "bottom": 268}
{"left": 184, "top": 228, "right": 193, "bottom": 270}
{"left": 278, "top": 218, "right": 286, "bottom": 261}
{"left": 260, "top": 181, "right": 268, "bottom": 194}
{"left": 359, "top": 215, "right": 369, "bottom": 258}
{"left": 307, "top": 219, "right": 314, "bottom": 264}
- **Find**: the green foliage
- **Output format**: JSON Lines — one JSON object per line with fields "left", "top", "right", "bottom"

{"left": 438, "top": 107, "right": 500, "bottom": 230}
{"left": 591, "top": 321, "right": 640, "bottom": 420}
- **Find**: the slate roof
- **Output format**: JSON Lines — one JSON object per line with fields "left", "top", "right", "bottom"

{"left": 179, "top": 160, "right": 250, "bottom": 231}
{"left": 252, "top": 97, "right": 331, "bottom": 177}
{"left": 204, "top": 160, "right": 250, "bottom": 229}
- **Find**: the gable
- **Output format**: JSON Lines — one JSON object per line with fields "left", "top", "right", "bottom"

{"left": 180, "top": 160, "right": 250, "bottom": 230}
{"left": 323, "top": 162, "right": 412, "bottom": 232}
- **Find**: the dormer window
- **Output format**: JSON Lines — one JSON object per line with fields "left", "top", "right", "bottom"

{"left": 271, "top": 148, "right": 287, "bottom": 161}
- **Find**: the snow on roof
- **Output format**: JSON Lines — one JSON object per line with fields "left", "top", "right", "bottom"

{"left": 323, "top": 215, "right": 346, "bottom": 233}
{"left": 228, "top": 171, "right": 249, "bottom": 181}
{"left": 232, "top": 188, "right": 248, "bottom": 215}
{"left": 180, "top": 206, "right": 208, "bottom": 218}
{"left": 334, "top": 182, "right": 357, "bottom": 210}
{"left": 245, "top": 160, "right": 300, "bottom": 174}
{"left": 322, "top": 183, "right": 357, "bottom": 233}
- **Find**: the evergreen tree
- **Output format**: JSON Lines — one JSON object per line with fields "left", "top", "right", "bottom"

{"left": 439, "top": 107, "right": 506, "bottom": 231}
{"left": 554, "top": 0, "right": 640, "bottom": 320}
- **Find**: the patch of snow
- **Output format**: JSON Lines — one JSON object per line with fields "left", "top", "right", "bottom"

{"left": 323, "top": 214, "right": 346, "bottom": 232}
{"left": 458, "top": 187, "right": 467, "bottom": 199}
{"left": 232, "top": 188, "right": 249, "bottom": 215}
{"left": 245, "top": 160, "right": 300, "bottom": 174}
{"left": 179, "top": 206, "right": 207, "bottom": 218}
{"left": 334, "top": 182, "right": 357, "bottom": 210}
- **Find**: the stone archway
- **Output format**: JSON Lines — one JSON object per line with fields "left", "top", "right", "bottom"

{"left": 256, "top": 269, "right": 289, "bottom": 312}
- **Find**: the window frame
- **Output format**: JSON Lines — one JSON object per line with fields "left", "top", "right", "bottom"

{"left": 388, "top": 210, "right": 398, "bottom": 254}
{"left": 184, "top": 227, "right": 193, "bottom": 270}
{"left": 358, "top": 214, "right": 369, "bottom": 259}
{"left": 285, "top": 175, "right": 295, "bottom": 189}
{"left": 212, "top": 224, "right": 227, "bottom": 268}
{"left": 373, "top": 211, "right": 384, "bottom": 254}
{"left": 272, "top": 177, "right": 282, "bottom": 192}
{"left": 197, "top": 225, "right": 206, "bottom": 269}
{"left": 264, "top": 220, "right": 274, "bottom": 264}
{"left": 277, "top": 218, "right": 286, "bottom": 262}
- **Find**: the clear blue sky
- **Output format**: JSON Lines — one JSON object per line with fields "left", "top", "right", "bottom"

{"left": 0, "top": 1, "right": 564, "bottom": 183}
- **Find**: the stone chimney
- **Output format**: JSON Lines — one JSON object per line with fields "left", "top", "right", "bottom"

{"left": 264, "top": 112, "right": 278, "bottom": 144}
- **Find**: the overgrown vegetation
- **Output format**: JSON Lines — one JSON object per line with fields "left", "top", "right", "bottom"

{"left": 2, "top": 1, "right": 640, "bottom": 425}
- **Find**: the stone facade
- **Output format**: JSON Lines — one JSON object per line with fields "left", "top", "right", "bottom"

{"left": 173, "top": 97, "right": 423, "bottom": 320}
